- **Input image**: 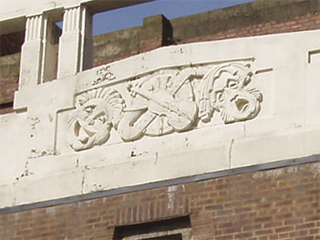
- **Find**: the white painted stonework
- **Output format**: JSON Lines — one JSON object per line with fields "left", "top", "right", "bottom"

{"left": 1, "top": 29, "right": 320, "bottom": 209}
{"left": 67, "top": 62, "right": 262, "bottom": 150}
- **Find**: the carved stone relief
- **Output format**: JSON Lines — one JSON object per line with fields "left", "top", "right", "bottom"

{"left": 199, "top": 63, "right": 263, "bottom": 124}
{"left": 117, "top": 68, "right": 200, "bottom": 141}
{"left": 92, "top": 66, "right": 116, "bottom": 86}
{"left": 68, "top": 88, "right": 123, "bottom": 151}
{"left": 68, "top": 62, "right": 263, "bottom": 151}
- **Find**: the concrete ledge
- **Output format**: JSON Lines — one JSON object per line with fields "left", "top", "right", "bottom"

{"left": 1, "top": 155, "right": 319, "bottom": 215}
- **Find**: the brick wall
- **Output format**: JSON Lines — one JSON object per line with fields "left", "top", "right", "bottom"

{"left": 0, "top": 76, "right": 18, "bottom": 114}
{"left": 92, "top": 0, "right": 320, "bottom": 66}
{"left": 1, "top": 162, "right": 319, "bottom": 240}
{"left": 92, "top": 11, "right": 320, "bottom": 66}
{"left": 178, "top": 12, "right": 320, "bottom": 44}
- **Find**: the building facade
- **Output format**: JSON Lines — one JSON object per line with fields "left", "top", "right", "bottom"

{"left": 0, "top": 0, "right": 320, "bottom": 239}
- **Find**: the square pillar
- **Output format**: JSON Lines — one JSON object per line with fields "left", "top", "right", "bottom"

{"left": 19, "top": 14, "right": 45, "bottom": 89}
{"left": 19, "top": 14, "right": 60, "bottom": 90}
{"left": 57, "top": 5, "right": 92, "bottom": 79}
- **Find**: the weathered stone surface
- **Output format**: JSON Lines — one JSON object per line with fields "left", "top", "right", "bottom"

{"left": 1, "top": 1, "right": 320, "bottom": 239}
{"left": 1, "top": 28, "right": 320, "bottom": 208}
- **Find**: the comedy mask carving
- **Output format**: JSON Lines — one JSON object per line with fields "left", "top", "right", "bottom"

{"left": 68, "top": 88, "right": 123, "bottom": 151}
{"left": 199, "top": 63, "right": 262, "bottom": 123}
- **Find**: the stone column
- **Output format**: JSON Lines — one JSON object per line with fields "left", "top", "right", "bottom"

{"left": 57, "top": 5, "right": 92, "bottom": 79}
{"left": 19, "top": 14, "right": 45, "bottom": 89}
{"left": 19, "top": 14, "right": 60, "bottom": 90}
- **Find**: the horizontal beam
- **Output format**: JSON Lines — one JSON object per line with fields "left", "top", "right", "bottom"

{"left": 1, "top": 155, "right": 319, "bottom": 215}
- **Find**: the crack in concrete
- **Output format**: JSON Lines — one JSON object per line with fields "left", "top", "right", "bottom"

{"left": 81, "top": 166, "right": 88, "bottom": 194}
{"left": 19, "top": 159, "right": 31, "bottom": 178}
{"left": 185, "top": 137, "right": 189, "bottom": 148}
{"left": 76, "top": 158, "right": 79, "bottom": 168}
{"left": 154, "top": 151, "right": 159, "bottom": 164}
{"left": 228, "top": 138, "right": 234, "bottom": 169}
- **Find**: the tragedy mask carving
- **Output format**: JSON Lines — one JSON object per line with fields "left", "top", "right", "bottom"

{"left": 199, "top": 63, "right": 263, "bottom": 123}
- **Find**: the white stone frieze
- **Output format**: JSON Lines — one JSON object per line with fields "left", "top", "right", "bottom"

{"left": 68, "top": 62, "right": 263, "bottom": 151}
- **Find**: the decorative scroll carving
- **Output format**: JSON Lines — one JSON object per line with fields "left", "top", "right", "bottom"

{"left": 92, "top": 66, "right": 116, "bottom": 86}
{"left": 68, "top": 88, "right": 123, "bottom": 151}
{"left": 68, "top": 62, "right": 263, "bottom": 151}
{"left": 199, "top": 63, "right": 262, "bottom": 123}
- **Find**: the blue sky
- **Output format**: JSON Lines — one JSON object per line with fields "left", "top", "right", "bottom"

{"left": 93, "top": 0, "right": 256, "bottom": 35}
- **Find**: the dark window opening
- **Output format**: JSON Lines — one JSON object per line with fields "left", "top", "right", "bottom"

{"left": 113, "top": 216, "right": 192, "bottom": 240}
{"left": 0, "top": 102, "right": 14, "bottom": 114}
{"left": 0, "top": 102, "right": 13, "bottom": 109}
{"left": 144, "top": 233, "right": 183, "bottom": 240}
{"left": 0, "top": 31, "right": 25, "bottom": 57}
